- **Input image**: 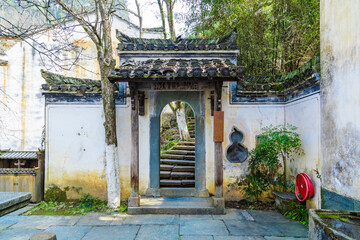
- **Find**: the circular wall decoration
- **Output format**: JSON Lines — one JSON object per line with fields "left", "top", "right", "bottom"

{"left": 226, "top": 127, "right": 248, "bottom": 163}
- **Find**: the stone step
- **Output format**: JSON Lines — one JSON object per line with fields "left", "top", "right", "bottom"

{"left": 171, "top": 171, "right": 195, "bottom": 179}
{"left": 160, "top": 179, "right": 182, "bottom": 186}
{"left": 160, "top": 179, "right": 195, "bottom": 186}
{"left": 160, "top": 164, "right": 174, "bottom": 171}
{"left": 160, "top": 159, "right": 195, "bottom": 166}
{"left": 173, "top": 166, "right": 195, "bottom": 172}
{"left": 178, "top": 141, "right": 195, "bottom": 146}
{"left": 189, "top": 130, "right": 195, "bottom": 134}
{"left": 128, "top": 197, "right": 224, "bottom": 215}
{"left": 160, "top": 171, "right": 171, "bottom": 178}
{"left": 160, "top": 154, "right": 195, "bottom": 160}
{"left": 160, "top": 188, "right": 197, "bottom": 197}
{"left": 164, "top": 150, "right": 195, "bottom": 155}
{"left": 182, "top": 180, "right": 195, "bottom": 186}
{"left": 172, "top": 145, "right": 195, "bottom": 151}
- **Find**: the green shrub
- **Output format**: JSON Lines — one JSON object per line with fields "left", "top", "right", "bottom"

{"left": 244, "top": 124, "right": 303, "bottom": 201}
{"left": 45, "top": 185, "right": 67, "bottom": 202}
{"left": 284, "top": 203, "right": 309, "bottom": 225}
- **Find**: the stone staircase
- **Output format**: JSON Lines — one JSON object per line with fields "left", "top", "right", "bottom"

{"left": 160, "top": 118, "right": 195, "bottom": 188}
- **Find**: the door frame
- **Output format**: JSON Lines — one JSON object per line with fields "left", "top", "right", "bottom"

{"left": 146, "top": 91, "right": 208, "bottom": 197}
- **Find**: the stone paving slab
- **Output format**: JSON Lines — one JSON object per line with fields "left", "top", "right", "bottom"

{"left": 8, "top": 204, "right": 37, "bottom": 216}
{"left": 136, "top": 224, "right": 179, "bottom": 240}
{"left": 82, "top": 225, "right": 140, "bottom": 240}
{"left": 110, "top": 213, "right": 127, "bottom": 225}
{"left": 214, "top": 237, "right": 265, "bottom": 240}
{"left": 0, "top": 215, "right": 26, "bottom": 225}
{"left": 212, "top": 209, "right": 245, "bottom": 220}
{"left": 77, "top": 212, "right": 117, "bottom": 226}
{"left": 45, "top": 226, "right": 92, "bottom": 240}
{"left": 0, "top": 207, "right": 310, "bottom": 239}
{"left": 180, "top": 219, "right": 229, "bottom": 236}
{"left": 260, "top": 222, "right": 308, "bottom": 237}
{"left": 123, "top": 214, "right": 178, "bottom": 225}
{"left": 248, "top": 211, "right": 293, "bottom": 223}
{"left": 264, "top": 237, "right": 308, "bottom": 240}
{"left": 180, "top": 215, "right": 214, "bottom": 220}
{"left": 0, "top": 224, "right": 11, "bottom": 231}
{"left": 224, "top": 220, "right": 276, "bottom": 236}
{"left": 0, "top": 228, "right": 43, "bottom": 240}
{"left": 10, "top": 216, "right": 79, "bottom": 229}
{"left": 180, "top": 236, "right": 214, "bottom": 240}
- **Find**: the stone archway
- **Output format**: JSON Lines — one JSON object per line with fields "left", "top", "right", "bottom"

{"left": 146, "top": 91, "right": 208, "bottom": 197}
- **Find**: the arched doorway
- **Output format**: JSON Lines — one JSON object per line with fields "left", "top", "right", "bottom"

{"left": 146, "top": 91, "right": 208, "bottom": 197}
{"left": 160, "top": 101, "right": 195, "bottom": 188}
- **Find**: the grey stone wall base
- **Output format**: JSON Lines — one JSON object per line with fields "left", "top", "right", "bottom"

{"left": 128, "top": 197, "right": 140, "bottom": 207}
{"left": 308, "top": 209, "right": 356, "bottom": 240}
{"left": 212, "top": 197, "right": 225, "bottom": 209}
{"left": 146, "top": 188, "right": 161, "bottom": 197}
{"left": 273, "top": 191, "right": 304, "bottom": 214}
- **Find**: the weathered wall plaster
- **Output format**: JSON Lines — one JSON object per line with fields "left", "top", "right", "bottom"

{"left": 285, "top": 95, "right": 321, "bottom": 209}
{"left": 0, "top": 15, "right": 162, "bottom": 152}
{"left": 219, "top": 83, "right": 286, "bottom": 200}
{"left": 45, "top": 84, "right": 321, "bottom": 202}
{"left": 45, "top": 102, "right": 134, "bottom": 200}
{"left": 320, "top": 0, "right": 360, "bottom": 202}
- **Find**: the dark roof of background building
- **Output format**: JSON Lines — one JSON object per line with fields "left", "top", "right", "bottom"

{"left": 109, "top": 58, "right": 245, "bottom": 81}
{"left": 41, "top": 69, "right": 103, "bottom": 93}
{"left": 117, "top": 31, "right": 238, "bottom": 51}
{"left": 0, "top": 151, "right": 37, "bottom": 160}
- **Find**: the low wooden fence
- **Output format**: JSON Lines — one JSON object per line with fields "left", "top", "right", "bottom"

{"left": 0, "top": 151, "right": 44, "bottom": 202}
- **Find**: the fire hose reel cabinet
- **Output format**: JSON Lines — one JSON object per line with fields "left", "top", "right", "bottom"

{"left": 295, "top": 173, "right": 314, "bottom": 201}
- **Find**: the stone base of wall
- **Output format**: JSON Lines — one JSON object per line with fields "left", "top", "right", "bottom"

{"left": 322, "top": 188, "right": 360, "bottom": 211}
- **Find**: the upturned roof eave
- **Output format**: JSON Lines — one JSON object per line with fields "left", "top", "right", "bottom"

{"left": 108, "top": 76, "right": 242, "bottom": 83}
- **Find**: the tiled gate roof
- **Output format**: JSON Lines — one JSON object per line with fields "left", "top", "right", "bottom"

{"left": 109, "top": 58, "right": 245, "bottom": 81}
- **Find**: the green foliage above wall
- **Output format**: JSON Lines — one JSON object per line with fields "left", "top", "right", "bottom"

{"left": 184, "top": 0, "right": 320, "bottom": 76}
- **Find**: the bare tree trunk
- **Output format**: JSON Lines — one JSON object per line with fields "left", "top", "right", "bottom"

{"left": 157, "top": 0, "right": 167, "bottom": 39}
{"left": 164, "top": 0, "right": 176, "bottom": 41}
{"left": 135, "top": 0, "right": 143, "bottom": 38}
{"left": 169, "top": 101, "right": 190, "bottom": 141}
{"left": 53, "top": 0, "right": 121, "bottom": 208}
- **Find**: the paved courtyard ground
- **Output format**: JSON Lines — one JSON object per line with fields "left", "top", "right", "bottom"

{"left": 0, "top": 205, "right": 308, "bottom": 240}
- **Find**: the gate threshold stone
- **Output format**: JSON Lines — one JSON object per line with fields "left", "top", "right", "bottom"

{"left": 128, "top": 197, "right": 224, "bottom": 215}
{"left": 0, "top": 192, "right": 31, "bottom": 216}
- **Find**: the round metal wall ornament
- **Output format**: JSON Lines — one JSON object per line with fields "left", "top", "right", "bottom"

{"left": 226, "top": 126, "right": 248, "bottom": 163}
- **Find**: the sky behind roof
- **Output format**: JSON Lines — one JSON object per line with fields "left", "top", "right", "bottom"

{"left": 127, "top": 0, "right": 189, "bottom": 38}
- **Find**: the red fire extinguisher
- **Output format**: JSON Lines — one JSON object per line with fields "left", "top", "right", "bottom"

{"left": 295, "top": 173, "right": 314, "bottom": 201}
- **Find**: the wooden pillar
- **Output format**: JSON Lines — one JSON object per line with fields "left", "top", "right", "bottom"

{"left": 129, "top": 83, "right": 140, "bottom": 207}
{"left": 214, "top": 82, "right": 224, "bottom": 199}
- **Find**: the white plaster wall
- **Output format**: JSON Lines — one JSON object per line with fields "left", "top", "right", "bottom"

{"left": 320, "top": 0, "right": 360, "bottom": 201}
{"left": 206, "top": 84, "right": 286, "bottom": 200}
{"left": 285, "top": 94, "right": 321, "bottom": 209}
{"left": 0, "top": 15, "right": 162, "bottom": 152}
{"left": 138, "top": 93, "right": 150, "bottom": 196}
{"left": 0, "top": 41, "right": 45, "bottom": 151}
{"left": 45, "top": 102, "right": 133, "bottom": 201}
